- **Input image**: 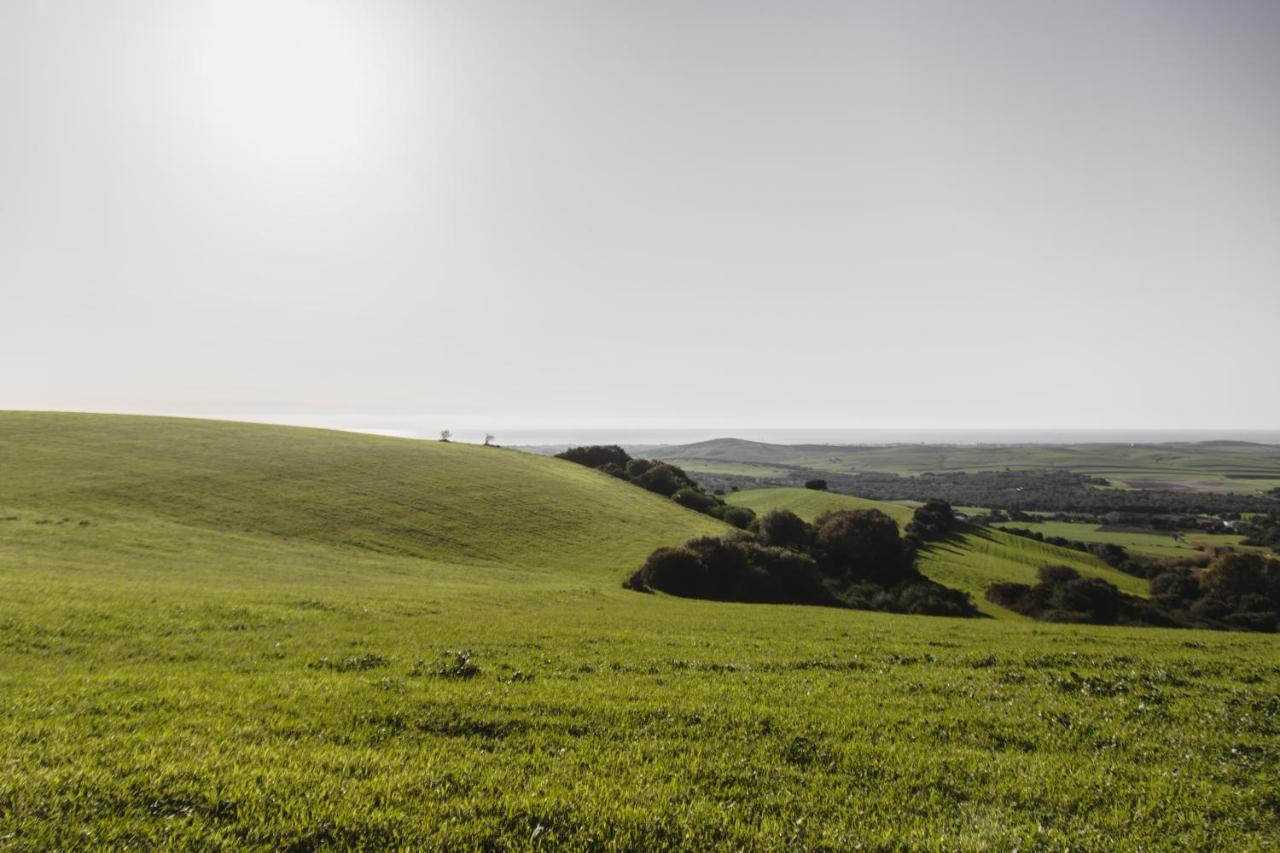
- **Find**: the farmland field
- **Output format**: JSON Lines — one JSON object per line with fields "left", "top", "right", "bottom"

{"left": 2, "top": 414, "right": 1278, "bottom": 848}
{"left": 990, "top": 520, "right": 1264, "bottom": 560}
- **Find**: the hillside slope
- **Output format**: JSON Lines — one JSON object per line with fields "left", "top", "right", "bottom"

{"left": 727, "top": 487, "right": 1148, "bottom": 616}
{"left": 0, "top": 412, "right": 724, "bottom": 576}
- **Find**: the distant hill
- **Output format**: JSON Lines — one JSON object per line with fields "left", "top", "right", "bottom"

{"left": 647, "top": 437, "right": 1280, "bottom": 493}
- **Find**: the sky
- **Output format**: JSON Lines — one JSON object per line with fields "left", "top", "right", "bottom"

{"left": 3, "top": 0, "right": 1279, "bottom": 432}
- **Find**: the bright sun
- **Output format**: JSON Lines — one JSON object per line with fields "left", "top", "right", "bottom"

{"left": 183, "top": 0, "right": 392, "bottom": 175}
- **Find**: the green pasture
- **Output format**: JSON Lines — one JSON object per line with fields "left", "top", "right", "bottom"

{"left": 1, "top": 414, "right": 1277, "bottom": 849}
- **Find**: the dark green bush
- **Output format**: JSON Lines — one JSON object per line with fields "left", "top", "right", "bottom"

{"left": 758, "top": 509, "right": 813, "bottom": 550}
{"left": 905, "top": 498, "right": 957, "bottom": 541}
{"left": 814, "top": 509, "right": 914, "bottom": 585}
{"left": 556, "top": 445, "right": 631, "bottom": 469}
{"left": 721, "top": 505, "right": 756, "bottom": 530}
{"left": 672, "top": 487, "right": 721, "bottom": 515}
{"left": 634, "top": 463, "right": 696, "bottom": 498}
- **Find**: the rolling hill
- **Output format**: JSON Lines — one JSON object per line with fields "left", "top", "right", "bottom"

{"left": 0, "top": 411, "right": 725, "bottom": 578}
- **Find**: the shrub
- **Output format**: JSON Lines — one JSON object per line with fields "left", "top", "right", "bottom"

{"left": 804, "top": 479, "right": 828, "bottom": 491}
{"left": 720, "top": 505, "right": 756, "bottom": 530}
{"left": 986, "top": 582, "right": 1032, "bottom": 609}
{"left": 1050, "top": 576, "right": 1121, "bottom": 624}
{"left": 747, "top": 545, "right": 831, "bottom": 604}
{"left": 895, "top": 582, "right": 978, "bottom": 617}
{"left": 758, "top": 509, "right": 813, "bottom": 551}
{"left": 625, "top": 458, "right": 655, "bottom": 478}
{"left": 672, "top": 487, "right": 721, "bottom": 515}
{"left": 556, "top": 445, "right": 632, "bottom": 469}
{"left": 634, "top": 463, "right": 696, "bottom": 498}
{"left": 814, "top": 509, "right": 914, "bottom": 585}
{"left": 1087, "top": 542, "right": 1130, "bottom": 570}
{"left": 1200, "top": 552, "right": 1280, "bottom": 609}
{"left": 1038, "top": 565, "right": 1080, "bottom": 585}
{"left": 905, "top": 498, "right": 957, "bottom": 541}
{"left": 628, "top": 546, "right": 708, "bottom": 598}
{"left": 1149, "top": 568, "right": 1200, "bottom": 607}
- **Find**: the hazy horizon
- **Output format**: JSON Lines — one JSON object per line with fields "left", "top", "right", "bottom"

{"left": 16, "top": 409, "right": 1280, "bottom": 448}
{"left": 5, "top": 0, "right": 1279, "bottom": 428}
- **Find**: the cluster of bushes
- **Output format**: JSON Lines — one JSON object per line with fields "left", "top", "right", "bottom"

{"left": 1240, "top": 511, "right": 1280, "bottom": 553}
{"left": 976, "top": 508, "right": 1240, "bottom": 534}
{"left": 986, "top": 552, "right": 1280, "bottom": 632}
{"left": 556, "top": 445, "right": 756, "bottom": 529}
{"left": 1147, "top": 552, "right": 1280, "bottom": 632}
{"left": 626, "top": 506, "right": 978, "bottom": 618}
{"left": 986, "top": 566, "right": 1173, "bottom": 627}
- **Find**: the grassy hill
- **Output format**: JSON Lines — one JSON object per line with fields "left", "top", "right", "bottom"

{"left": 726, "top": 488, "right": 1149, "bottom": 617}
{"left": 2, "top": 414, "right": 1278, "bottom": 848}
{"left": 651, "top": 437, "right": 1280, "bottom": 492}
{"left": 0, "top": 411, "right": 725, "bottom": 575}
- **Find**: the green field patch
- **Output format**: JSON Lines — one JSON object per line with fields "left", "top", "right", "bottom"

{"left": 990, "top": 520, "right": 1251, "bottom": 560}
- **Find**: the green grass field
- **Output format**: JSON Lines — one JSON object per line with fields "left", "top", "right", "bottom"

{"left": 652, "top": 438, "right": 1280, "bottom": 493}
{"left": 2, "top": 414, "right": 1278, "bottom": 848}
{"left": 991, "top": 520, "right": 1264, "bottom": 561}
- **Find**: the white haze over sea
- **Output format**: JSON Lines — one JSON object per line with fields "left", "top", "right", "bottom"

{"left": 225, "top": 416, "right": 1280, "bottom": 448}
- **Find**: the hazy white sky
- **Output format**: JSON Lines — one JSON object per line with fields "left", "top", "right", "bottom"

{"left": 3, "top": 0, "right": 1278, "bottom": 430}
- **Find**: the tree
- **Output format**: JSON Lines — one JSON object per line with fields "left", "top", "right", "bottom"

{"left": 484, "top": 433, "right": 496, "bottom": 447}
{"left": 804, "top": 479, "right": 828, "bottom": 491}
{"left": 439, "top": 429, "right": 452, "bottom": 442}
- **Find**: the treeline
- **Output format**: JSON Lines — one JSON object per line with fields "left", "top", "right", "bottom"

{"left": 975, "top": 508, "right": 1242, "bottom": 534}
{"left": 625, "top": 500, "right": 978, "bottom": 618}
{"left": 556, "top": 445, "right": 755, "bottom": 528}
{"left": 684, "top": 467, "right": 1279, "bottom": 516}
{"left": 987, "top": 552, "right": 1280, "bottom": 632}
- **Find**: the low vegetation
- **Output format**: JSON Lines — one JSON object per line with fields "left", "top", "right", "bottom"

{"left": 988, "top": 552, "right": 1280, "bottom": 632}
{"left": 1241, "top": 510, "right": 1280, "bottom": 553}
{"left": 556, "top": 445, "right": 756, "bottom": 528}
{"left": 627, "top": 502, "right": 978, "bottom": 618}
